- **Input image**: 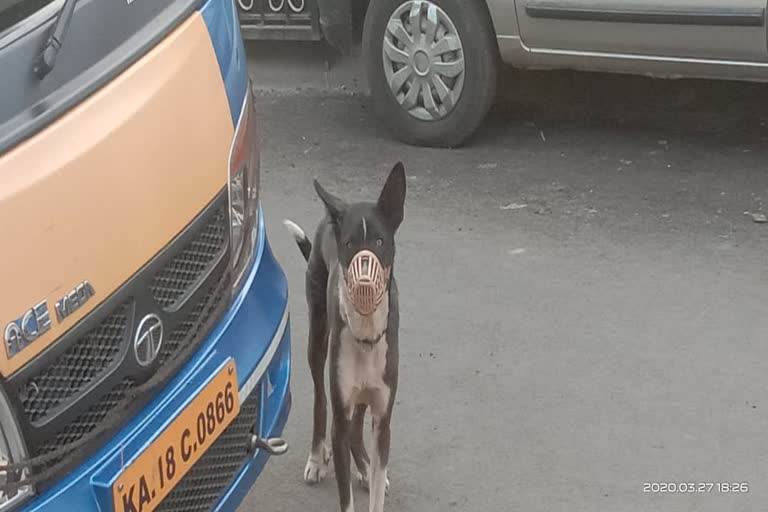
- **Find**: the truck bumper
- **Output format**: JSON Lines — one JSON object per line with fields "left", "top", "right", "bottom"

{"left": 22, "top": 208, "right": 291, "bottom": 512}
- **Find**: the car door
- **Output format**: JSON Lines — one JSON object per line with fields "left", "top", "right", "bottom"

{"left": 515, "top": 0, "right": 768, "bottom": 62}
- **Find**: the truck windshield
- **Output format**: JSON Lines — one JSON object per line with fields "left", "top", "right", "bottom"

{"left": 0, "top": 0, "right": 56, "bottom": 34}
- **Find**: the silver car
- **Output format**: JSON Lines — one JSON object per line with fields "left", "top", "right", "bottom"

{"left": 339, "top": 0, "right": 768, "bottom": 146}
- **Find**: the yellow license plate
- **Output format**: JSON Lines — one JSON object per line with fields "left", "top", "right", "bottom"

{"left": 113, "top": 360, "right": 240, "bottom": 512}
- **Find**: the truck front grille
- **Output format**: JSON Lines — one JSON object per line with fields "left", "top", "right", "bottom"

{"left": 7, "top": 189, "right": 232, "bottom": 487}
{"left": 19, "top": 304, "right": 129, "bottom": 424}
{"left": 150, "top": 207, "right": 228, "bottom": 310}
{"left": 156, "top": 387, "right": 261, "bottom": 512}
{"left": 34, "top": 272, "right": 228, "bottom": 458}
{"left": 159, "top": 272, "right": 229, "bottom": 367}
{"left": 36, "top": 378, "right": 136, "bottom": 457}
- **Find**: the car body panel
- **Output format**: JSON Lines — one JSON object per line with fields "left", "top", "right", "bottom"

{"left": 487, "top": 0, "right": 522, "bottom": 37}
{"left": 486, "top": 0, "right": 768, "bottom": 81}
{"left": 514, "top": 0, "right": 768, "bottom": 62}
{"left": 498, "top": 34, "right": 768, "bottom": 81}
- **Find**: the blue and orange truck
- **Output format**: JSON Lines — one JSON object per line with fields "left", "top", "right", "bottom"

{"left": 0, "top": 0, "right": 291, "bottom": 510}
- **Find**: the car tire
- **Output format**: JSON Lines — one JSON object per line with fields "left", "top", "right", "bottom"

{"left": 362, "top": 0, "right": 498, "bottom": 148}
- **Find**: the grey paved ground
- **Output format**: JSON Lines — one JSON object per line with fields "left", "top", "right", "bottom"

{"left": 239, "top": 64, "right": 768, "bottom": 512}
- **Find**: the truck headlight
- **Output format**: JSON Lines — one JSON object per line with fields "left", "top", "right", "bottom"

{"left": 0, "top": 388, "right": 32, "bottom": 510}
{"left": 228, "top": 86, "right": 260, "bottom": 293}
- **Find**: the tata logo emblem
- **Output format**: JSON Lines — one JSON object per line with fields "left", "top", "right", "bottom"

{"left": 134, "top": 314, "right": 163, "bottom": 367}
{"left": 3, "top": 280, "right": 95, "bottom": 358}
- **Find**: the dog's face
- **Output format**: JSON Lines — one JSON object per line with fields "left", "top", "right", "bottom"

{"left": 314, "top": 162, "right": 406, "bottom": 274}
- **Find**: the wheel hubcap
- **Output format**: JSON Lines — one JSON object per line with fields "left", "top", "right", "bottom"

{"left": 413, "top": 50, "right": 430, "bottom": 76}
{"left": 382, "top": 0, "right": 466, "bottom": 121}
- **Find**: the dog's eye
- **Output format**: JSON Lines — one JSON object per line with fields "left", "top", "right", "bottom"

{"left": 346, "top": 241, "right": 353, "bottom": 249}
{"left": 376, "top": 238, "right": 383, "bottom": 246}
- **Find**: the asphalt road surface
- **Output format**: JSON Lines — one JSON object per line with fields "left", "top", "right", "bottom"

{"left": 239, "top": 68, "right": 768, "bottom": 512}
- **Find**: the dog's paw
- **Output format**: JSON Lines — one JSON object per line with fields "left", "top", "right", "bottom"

{"left": 356, "top": 469, "right": 390, "bottom": 495}
{"left": 355, "top": 468, "right": 368, "bottom": 489}
{"left": 303, "top": 459, "right": 326, "bottom": 485}
{"left": 303, "top": 444, "right": 331, "bottom": 485}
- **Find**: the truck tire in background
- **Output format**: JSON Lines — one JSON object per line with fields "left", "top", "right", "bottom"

{"left": 362, "top": 0, "right": 498, "bottom": 147}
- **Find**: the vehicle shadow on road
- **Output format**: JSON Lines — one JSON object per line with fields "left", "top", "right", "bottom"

{"left": 474, "top": 68, "right": 768, "bottom": 150}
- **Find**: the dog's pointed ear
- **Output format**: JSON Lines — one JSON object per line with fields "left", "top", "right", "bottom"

{"left": 377, "top": 161, "right": 406, "bottom": 232}
{"left": 314, "top": 179, "right": 346, "bottom": 224}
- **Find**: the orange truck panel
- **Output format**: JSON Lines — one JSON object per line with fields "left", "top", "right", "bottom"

{"left": 0, "top": 13, "right": 233, "bottom": 376}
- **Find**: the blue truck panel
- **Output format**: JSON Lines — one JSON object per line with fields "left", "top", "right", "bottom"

{"left": 200, "top": 0, "right": 249, "bottom": 125}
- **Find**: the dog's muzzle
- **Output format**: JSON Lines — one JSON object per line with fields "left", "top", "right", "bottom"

{"left": 345, "top": 250, "right": 390, "bottom": 316}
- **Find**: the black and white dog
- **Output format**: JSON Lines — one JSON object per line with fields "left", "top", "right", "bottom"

{"left": 284, "top": 162, "right": 406, "bottom": 512}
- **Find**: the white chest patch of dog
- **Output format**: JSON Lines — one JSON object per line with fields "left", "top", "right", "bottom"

{"left": 337, "top": 326, "right": 391, "bottom": 417}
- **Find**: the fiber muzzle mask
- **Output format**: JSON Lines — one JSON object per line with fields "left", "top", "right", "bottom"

{"left": 345, "top": 250, "right": 390, "bottom": 316}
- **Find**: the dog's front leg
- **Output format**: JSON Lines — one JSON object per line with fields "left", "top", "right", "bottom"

{"left": 332, "top": 406, "right": 355, "bottom": 512}
{"left": 351, "top": 403, "right": 371, "bottom": 486}
{"left": 304, "top": 269, "right": 331, "bottom": 484}
{"left": 369, "top": 414, "right": 391, "bottom": 512}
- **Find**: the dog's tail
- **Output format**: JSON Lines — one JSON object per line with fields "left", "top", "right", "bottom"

{"left": 283, "top": 219, "right": 312, "bottom": 262}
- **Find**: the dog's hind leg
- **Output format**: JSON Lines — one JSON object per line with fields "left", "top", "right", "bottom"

{"left": 304, "top": 269, "right": 331, "bottom": 484}
{"left": 350, "top": 403, "right": 371, "bottom": 487}
{"left": 369, "top": 414, "right": 392, "bottom": 512}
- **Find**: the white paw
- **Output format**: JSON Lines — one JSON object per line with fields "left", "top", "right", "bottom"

{"left": 356, "top": 469, "right": 390, "bottom": 495}
{"left": 355, "top": 468, "right": 367, "bottom": 488}
{"left": 303, "top": 443, "right": 331, "bottom": 485}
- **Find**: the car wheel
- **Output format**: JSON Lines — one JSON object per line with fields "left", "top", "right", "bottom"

{"left": 363, "top": 0, "right": 498, "bottom": 148}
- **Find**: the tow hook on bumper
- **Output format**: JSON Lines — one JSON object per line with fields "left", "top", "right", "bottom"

{"left": 248, "top": 436, "right": 288, "bottom": 456}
